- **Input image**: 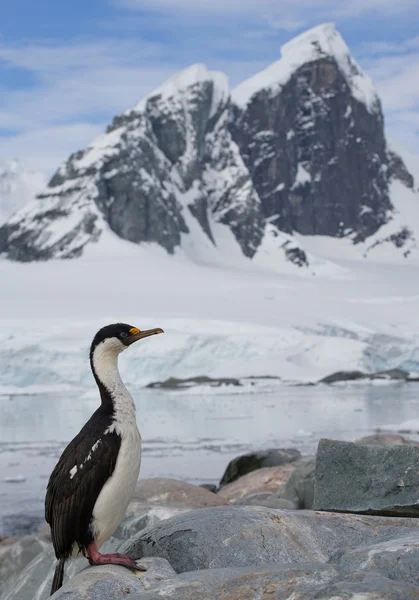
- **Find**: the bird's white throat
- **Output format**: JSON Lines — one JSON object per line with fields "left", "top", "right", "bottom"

{"left": 92, "top": 338, "right": 137, "bottom": 434}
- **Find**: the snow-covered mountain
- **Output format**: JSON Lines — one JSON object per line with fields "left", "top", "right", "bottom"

{"left": 0, "top": 23, "right": 418, "bottom": 270}
{"left": 0, "top": 160, "right": 46, "bottom": 226}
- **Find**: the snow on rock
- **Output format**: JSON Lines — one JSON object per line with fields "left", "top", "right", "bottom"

{"left": 0, "top": 160, "right": 46, "bottom": 225}
{"left": 0, "top": 24, "right": 418, "bottom": 271}
{"left": 232, "top": 23, "right": 379, "bottom": 113}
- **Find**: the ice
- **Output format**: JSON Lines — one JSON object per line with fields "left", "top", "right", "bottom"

{"left": 1, "top": 222, "right": 419, "bottom": 393}
{"left": 232, "top": 23, "right": 379, "bottom": 114}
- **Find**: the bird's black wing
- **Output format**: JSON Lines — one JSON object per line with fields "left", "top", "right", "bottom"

{"left": 45, "top": 408, "right": 121, "bottom": 559}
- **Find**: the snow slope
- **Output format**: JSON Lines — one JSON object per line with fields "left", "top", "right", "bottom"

{"left": 1, "top": 225, "right": 419, "bottom": 393}
{"left": 0, "top": 160, "right": 46, "bottom": 225}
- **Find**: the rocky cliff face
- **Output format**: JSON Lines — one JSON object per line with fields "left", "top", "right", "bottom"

{"left": 0, "top": 24, "right": 417, "bottom": 267}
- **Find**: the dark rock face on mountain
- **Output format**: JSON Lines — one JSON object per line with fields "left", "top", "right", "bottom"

{"left": 0, "top": 24, "right": 417, "bottom": 266}
{"left": 231, "top": 58, "right": 390, "bottom": 242}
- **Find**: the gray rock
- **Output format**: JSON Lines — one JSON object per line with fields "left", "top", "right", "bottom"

{"left": 231, "top": 57, "right": 392, "bottom": 245}
{"left": 131, "top": 478, "right": 229, "bottom": 508}
{"left": 101, "top": 478, "right": 228, "bottom": 552}
{"left": 339, "top": 532, "right": 419, "bottom": 586}
{"left": 129, "top": 563, "right": 339, "bottom": 600}
{"left": 235, "top": 493, "right": 297, "bottom": 510}
{"left": 120, "top": 506, "right": 419, "bottom": 574}
{"left": 199, "top": 484, "right": 217, "bottom": 493}
{"left": 0, "top": 548, "right": 85, "bottom": 600}
{"left": 218, "top": 466, "right": 295, "bottom": 503}
{"left": 315, "top": 573, "right": 419, "bottom": 600}
{"left": 321, "top": 368, "right": 410, "bottom": 384}
{"left": 219, "top": 448, "right": 301, "bottom": 487}
{"left": 50, "top": 559, "right": 176, "bottom": 599}
{"left": 356, "top": 433, "right": 419, "bottom": 447}
{"left": 314, "top": 438, "right": 419, "bottom": 516}
{"left": 0, "top": 535, "right": 50, "bottom": 594}
{"left": 275, "top": 456, "right": 316, "bottom": 508}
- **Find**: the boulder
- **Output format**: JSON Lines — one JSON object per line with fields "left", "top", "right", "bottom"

{"left": 275, "top": 456, "right": 316, "bottom": 509}
{"left": 219, "top": 448, "right": 301, "bottom": 487}
{"left": 0, "top": 549, "right": 85, "bottom": 600}
{"left": 218, "top": 466, "right": 295, "bottom": 503}
{"left": 129, "top": 563, "right": 339, "bottom": 600}
{"left": 131, "top": 478, "right": 229, "bottom": 508}
{"left": 101, "top": 478, "right": 230, "bottom": 551}
{"left": 50, "top": 559, "right": 176, "bottom": 599}
{"left": 314, "top": 438, "right": 419, "bottom": 516}
{"left": 235, "top": 492, "right": 296, "bottom": 510}
{"left": 199, "top": 484, "right": 217, "bottom": 493}
{"left": 339, "top": 532, "right": 419, "bottom": 586}
{"left": 357, "top": 433, "right": 419, "bottom": 448}
{"left": 0, "top": 535, "right": 50, "bottom": 595}
{"left": 120, "top": 506, "right": 419, "bottom": 575}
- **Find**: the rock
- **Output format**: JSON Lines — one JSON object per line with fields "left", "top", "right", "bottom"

{"left": 199, "top": 484, "right": 217, "bottom": 493}
{"left": 321, "top": 368, "right": 411, "bottom": 384}
{"left": 100, "top": 478, "right": 229, "bottom": 552}
{"left": 235, "top": 493, "right": 296, "bottom": 510}
{"left": 339, "top": 532, "right": 419, "bottom": 587}
{"left": 314, "top": 438, "right": 419, "bottom": 516}
{"left": 219, "top": 448, "right": 301, "bottom": 487}
{"left": 120, "top": 506, "right": 419, "bottom": 574}
{"left": 0, "top": 535, "right": 51, "bottom": 595}
{"left": 320, "top": 370, "right": 366, "bottom": 384}
{"left": 275, "top": 456, "right": 316, "bottom": 509}
{"left": 0, "top": 548, "right": 86, "bottom": 600}
{"left": 39, "top": 523, "right": 51, "bottom": 541}
{"left": 217, "top": 466, "right": 295, "bottom": 503}
{"left": 147, "top": 376, "right": 241, "bottom": 389}
{"left": 128, "top": 563, "right": 339, "bottom": 600}
{"left": 357, "top": 433, "right": 419, "bottom": 447}
{"left": 131, "top": 478, "right": 229, "bottom": 508}
{"left": 50, "top": 559, "right": 176, "bottom": 599}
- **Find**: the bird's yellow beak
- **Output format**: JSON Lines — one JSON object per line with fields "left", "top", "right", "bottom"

{"left": 125, "top": 327, "right": 164, "bottom": 346}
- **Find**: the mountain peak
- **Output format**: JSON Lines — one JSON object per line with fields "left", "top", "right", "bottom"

{"left": 132, "top": 63, "right": 229, "bottom": 115}
{"left": 232, "top": 22, "right": 379, "bottom": 114}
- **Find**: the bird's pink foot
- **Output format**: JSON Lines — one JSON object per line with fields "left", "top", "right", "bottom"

{"left": 86, "top": 543, "right": 146, "bottom": 571}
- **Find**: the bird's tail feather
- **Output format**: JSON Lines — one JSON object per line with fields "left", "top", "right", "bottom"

{"left": 50, "top": 558, "right": 66, "bottom": 596}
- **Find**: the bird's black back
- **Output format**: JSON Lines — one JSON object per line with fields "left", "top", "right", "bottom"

{"left": 45, "top": 406, "right": 121, "bottom": 559}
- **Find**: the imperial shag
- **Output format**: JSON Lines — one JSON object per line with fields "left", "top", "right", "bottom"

{"left": 45, "top": 323, "right": 164, "bottom": 596}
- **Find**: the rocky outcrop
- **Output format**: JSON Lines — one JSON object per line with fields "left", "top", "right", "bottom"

{"left": 219, "top": 448, "right": 301, "bottom": 487}
{"left": 314, "top": 438, "right": 419, "bottom": 516}
{"left": 231, "top": 28, "right": 390, "bottom": 243}
{"left": 275, "top": 456, "right": 316, "bottom": 509}
{"left": 0, "top": 24, "right": 417, "bottom": 267}
{"left": 217, "top": 466, "right": 295, "bottom": 503}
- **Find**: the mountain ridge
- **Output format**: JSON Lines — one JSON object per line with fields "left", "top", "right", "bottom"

{"left": 0, "top": 23, "right": 418, "bottom": 271}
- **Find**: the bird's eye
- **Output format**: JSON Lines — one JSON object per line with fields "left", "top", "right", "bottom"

{"left": 120, "top": 332, "right": 129, "bottom": 339}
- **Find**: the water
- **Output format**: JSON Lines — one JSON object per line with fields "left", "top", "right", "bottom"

{"left": 1, "top": 383, "right": 419, "bottom": 536}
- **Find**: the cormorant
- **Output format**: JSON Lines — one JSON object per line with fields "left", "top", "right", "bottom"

{"left": 45, "top": 323, "right": 163, "bottom": 595}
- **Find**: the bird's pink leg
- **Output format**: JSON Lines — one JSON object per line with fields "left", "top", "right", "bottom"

{"left": 86, "top": 543, "right": 146, "bottom": 571}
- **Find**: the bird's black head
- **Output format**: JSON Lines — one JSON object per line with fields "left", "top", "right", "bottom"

{"left": 90, "top": 322, "right": 164, "bottom": 357}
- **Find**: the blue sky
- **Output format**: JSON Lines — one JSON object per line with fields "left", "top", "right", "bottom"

{"left": 0, "top": 0, "right": 418, "bottom": 172}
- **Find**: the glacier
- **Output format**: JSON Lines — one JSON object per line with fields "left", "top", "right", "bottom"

{"left": 1, "top": 226, "right": 419, "bottom": 393}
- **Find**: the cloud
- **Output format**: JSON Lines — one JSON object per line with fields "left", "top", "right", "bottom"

{"left": 0, "top": 123, "right": 104, "bottom": 172}
{"left": 115, "top": 0, "right": 418, "bottom": 19}
{"left": 0, "top": 39, "right": 183, "bottom": 172}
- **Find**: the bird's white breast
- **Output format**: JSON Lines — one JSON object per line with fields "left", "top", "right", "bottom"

{"left": 92, "top": 420, "right": 141, "bottom": 549}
